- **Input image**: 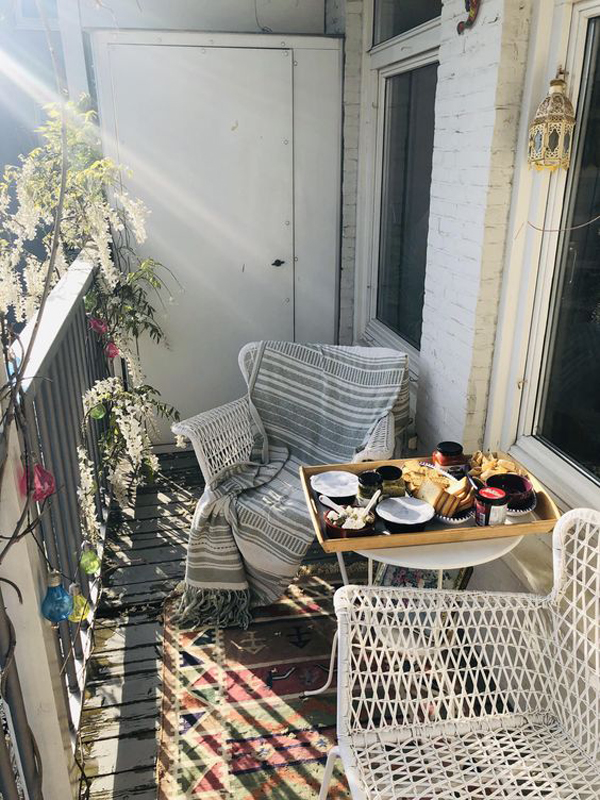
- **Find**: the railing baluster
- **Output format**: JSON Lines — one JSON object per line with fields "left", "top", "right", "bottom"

{"left": 74, "top": 309, "right": 106, "bottom": 518}
{"left": 24, "top": 396, "right": 80, "bottom": 699}
{"left": 36, "top": 380, "right": 84, "bottom": 668}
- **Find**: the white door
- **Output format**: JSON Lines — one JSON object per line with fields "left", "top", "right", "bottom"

{"left": 99, "top": 43, "right": 295, "bottom": 435}
{"left": 93, "top": 34, "right": 341, "bottom": 443}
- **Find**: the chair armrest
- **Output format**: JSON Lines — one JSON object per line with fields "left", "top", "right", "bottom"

{"left": 352, "top": 412, "right": 395, "bottom": 463}
{"left": 172, "top": 396, "right": 254, "bottom": 486}
{"left": 334, "top": 585, "right": 554, "bottom": 737}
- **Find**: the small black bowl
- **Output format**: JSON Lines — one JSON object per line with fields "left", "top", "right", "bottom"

{"left": 486, "top": 473, "right": 534, "bottom": 510}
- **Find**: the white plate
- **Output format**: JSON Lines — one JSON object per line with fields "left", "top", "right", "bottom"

{"left": 376, "top": 496, "right": 435, "bottom": 526}
{"left": 310, "top": 470, "right": 359, "bottom": 497}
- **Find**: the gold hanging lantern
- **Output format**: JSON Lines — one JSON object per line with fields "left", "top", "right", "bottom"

{"left": 528, "top": 71, "right": 575, "bottom": 171}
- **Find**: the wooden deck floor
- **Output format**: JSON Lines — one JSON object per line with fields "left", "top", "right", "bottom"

{"left": 80, "top": 452, "right": 203, "bottom": 799}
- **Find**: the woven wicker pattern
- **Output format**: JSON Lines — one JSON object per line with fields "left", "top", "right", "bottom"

{"left": 329, "top": 508, "right": 600, "bottom": 799}
{"left": 173, "top": 396, "right": 255, "bottom": 487}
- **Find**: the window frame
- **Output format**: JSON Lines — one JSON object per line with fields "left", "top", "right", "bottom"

{"left": 354, "top": 2, "right": 441, "bottom": 379}
{"left": 486, "top": 0, "right": 600, "bottom": 510}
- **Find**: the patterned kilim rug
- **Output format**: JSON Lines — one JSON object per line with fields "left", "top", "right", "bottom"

{"left": 157, "top": 554, "right": 470, "bottom": 799}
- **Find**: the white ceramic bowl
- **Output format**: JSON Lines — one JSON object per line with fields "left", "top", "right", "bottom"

{"left": 310, "top": 470, "right": 359, "bottom": 499}
{"left": 376, "top": 496, "right": 435, "bottom": 532}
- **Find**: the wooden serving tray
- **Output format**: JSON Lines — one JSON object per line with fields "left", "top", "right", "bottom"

{"left": 299, "top": 454, "right": 560, "bottom": 553}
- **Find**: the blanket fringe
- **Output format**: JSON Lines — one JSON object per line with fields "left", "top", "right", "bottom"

{"left": 174, "top": 586, "right": 252, "bottom": 630}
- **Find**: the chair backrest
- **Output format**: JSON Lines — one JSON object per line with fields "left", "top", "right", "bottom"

{"left": 550, "top": 508, "right": 600, "bottom": 761}
{"left": 238, "top": 341, "right": 408, "bottom": 464}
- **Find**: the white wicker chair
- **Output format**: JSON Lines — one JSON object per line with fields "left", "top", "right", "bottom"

{"left": 173, "top": 342, "right": 409, "bottom": 488}
{"left": 322, "top": 508, "right": 600, "bottom": 799}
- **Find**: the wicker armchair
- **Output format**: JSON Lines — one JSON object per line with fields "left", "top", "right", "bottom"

{"left": 173, "top": 342, "right": 409, "bottom": 488}
{"left": 322, "top": 508, "right": 600, "bottom": 799}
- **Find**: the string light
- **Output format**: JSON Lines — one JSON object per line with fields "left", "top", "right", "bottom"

{"left": 68, "top": 584, "right": 90, "bottom": 623}
{"left": 41, "top": 571, "right": 73, "bottom": 623}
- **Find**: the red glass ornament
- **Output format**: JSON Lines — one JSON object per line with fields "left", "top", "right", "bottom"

{"left": 19, "top": 464, "right": 56, "bottom": 502}
{"left": 88, "top": 317, "right": 109, "bottom": 335}
{"left": 105, "top": 342, "right": 120, "bottom": 359}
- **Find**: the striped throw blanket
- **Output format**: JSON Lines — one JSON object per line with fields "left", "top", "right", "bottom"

{"left": 177, "top": 341, "right": 408, "bottom": 629}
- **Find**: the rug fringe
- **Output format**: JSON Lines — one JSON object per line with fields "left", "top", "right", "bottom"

{"left": 174, "top": 587, "right": 252, "bottom": 630}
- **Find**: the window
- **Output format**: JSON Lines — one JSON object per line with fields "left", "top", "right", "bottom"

{"left": 376, "top": 64, "right": 437, "bottom": 348}
{"left": 535, "top": 19, "right": 600, "bottom": 483}
{"left": 354, "top": 5, "right": 440, "bottom": 364}
{"left": 373, "top": 0, "right": 442, "bottom": 46}
{"left": 489, "top": 2, "right": 600, "bottom": 508}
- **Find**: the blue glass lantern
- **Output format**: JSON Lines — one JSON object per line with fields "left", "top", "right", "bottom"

{"left": 41, "top": 572, "right": 73, "bottom": 623}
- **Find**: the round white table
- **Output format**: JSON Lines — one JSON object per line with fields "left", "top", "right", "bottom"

{"left": 306, "top": 535, "right": 523, "bottom": 698}
{"left": 356, "top": 534, "right": 524, "bottom": 588}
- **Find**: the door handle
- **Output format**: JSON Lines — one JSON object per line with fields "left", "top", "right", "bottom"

{"left": 271, "top": 259, "right": 285, "bottom": 267}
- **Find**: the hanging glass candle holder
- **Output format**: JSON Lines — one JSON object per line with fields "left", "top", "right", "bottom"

{"left": 19, "top": 464, "right": 56, "bottom": 502}
{"left": 80, "top": 542, "right": 101, "bottom": 576}
{"left": 528, "top": 71, "right": 575, "bottom": 171}
{"left": 90, "top": 404, "right": 106, "bottom": 420}
{"left": 42, "top": 572, "right": 74, "bottom": 623}
{"left": 68, "top": 584, "right": 90, "bottom": 623}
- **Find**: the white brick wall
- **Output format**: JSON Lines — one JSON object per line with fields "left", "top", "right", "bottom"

{"left": 337, "top": 0, "right": 363, "bottom": 344}
{"left": 416, "top": 0, "right": 532, "bottom": 451}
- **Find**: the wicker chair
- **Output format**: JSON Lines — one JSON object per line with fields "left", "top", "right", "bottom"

{"left": 173, "top": 342, "right": 410, "bottom": 489}
{"left": 321, "top": 508, "right": 600, "bottom": 799}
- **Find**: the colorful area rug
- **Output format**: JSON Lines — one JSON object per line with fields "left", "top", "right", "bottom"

{"left": 157, "top": 559, "right": 470, "bottom": 799}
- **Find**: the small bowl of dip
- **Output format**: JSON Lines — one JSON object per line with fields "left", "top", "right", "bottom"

{"left": 323, "top": 506, "right": 376, "bottom": 538}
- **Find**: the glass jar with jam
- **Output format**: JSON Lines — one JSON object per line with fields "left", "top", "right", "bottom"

{"left": 357, "top": 471, "right": 383, "bottom": 507}
{"left": 432, "top": 441, "right": 468, "bottom": 478}
{"left": 376, "top": 465, "right": 405, "bottom": 497}
{"left": 474, "top": 487, "right": 508, "bottom": 526}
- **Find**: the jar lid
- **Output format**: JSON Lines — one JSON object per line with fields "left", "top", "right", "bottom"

{"left": 376, "top": 465, "right": 403, "bottom": 481}
{"left": 435, "top": 441, "right": 463, "bottom": 456}
{"left": 358, "top": 471, "right": 383, "bottom": 487}
{"left": 477, "top": 487, "right": 507, "bottom": 505}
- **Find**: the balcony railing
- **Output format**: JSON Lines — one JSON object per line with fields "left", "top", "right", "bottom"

{"left": 0, "top": 259, "right": 110, "bottom": 799}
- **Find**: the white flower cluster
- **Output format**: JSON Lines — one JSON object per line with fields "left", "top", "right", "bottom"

{"left": 175, "top": 434, "right": 187, "bottom": 449}
{"left": 113, "top": 332, "right": 145, "bottom": 387}
{"left": 87, "top": 200, "right": 120, "bottom": 289}
{"left": 80, "top": 377, "right": 160, "bottom": 520}
{"left": 115, "top": 192, "right": 148, "bottom": 245}
{"left": 82, "top": 376, "right": 122, "bottom": 414}
{"left": 77, "top": 446, "right": 101, "bottom": 542}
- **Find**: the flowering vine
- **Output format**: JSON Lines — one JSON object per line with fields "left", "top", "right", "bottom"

{"left": 0, "top": 97, "right": 180, "bottom": 542}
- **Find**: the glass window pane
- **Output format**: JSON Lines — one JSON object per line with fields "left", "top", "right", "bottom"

{"left": 373, "top": 0, "right": 442, "bottom": 46}
{"left": 376, "top": 63, "right": 437, "bottom": 348}
{"left": 537, "top": 19, "right": 600, "bottom": 482}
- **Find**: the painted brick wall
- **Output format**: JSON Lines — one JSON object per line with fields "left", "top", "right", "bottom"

{"left": 416, "top": 0, "right": 532, "bottom": 451}
{"left": 337, "top": 0, "right": 363, "bottom": 345}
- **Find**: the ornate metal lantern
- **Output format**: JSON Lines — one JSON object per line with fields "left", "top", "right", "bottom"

{"left": 528, "top": 71, "right": 575, "bottom": 171}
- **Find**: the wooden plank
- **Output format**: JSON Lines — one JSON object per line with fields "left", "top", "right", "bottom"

{"left": 84, "top": 671, "right": 161, "bottom": 709}
{"left": 105, "top": 560, "right": 184, "bottom": 587}
{"left": 81, "top": 454, "right": 200, "bottom": 799}
{"left": 118, "top": 516, "right": 191, "bottom": 534}
{"left": 123, "top": 502, "right": 194, "bottom": 521}
{"left": 98, "top": 584, "right": 175, "bottom": 613}
{"left": 88, "top": 766, "right": 157, "bottom": 799}
{"left": 134, "top": 488, "right": 199, "bottom": 507}
{"left": 80, "top": 699, "right": 160, "bottom": 742}
{"left": 81, "top": 725, "right": 158, "bottom": 778}
{"left": 300, "top": 453, "right": 561, "bottom": 553}
{"left": 105, "top": 544, "right": 185, "bottom": 566}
